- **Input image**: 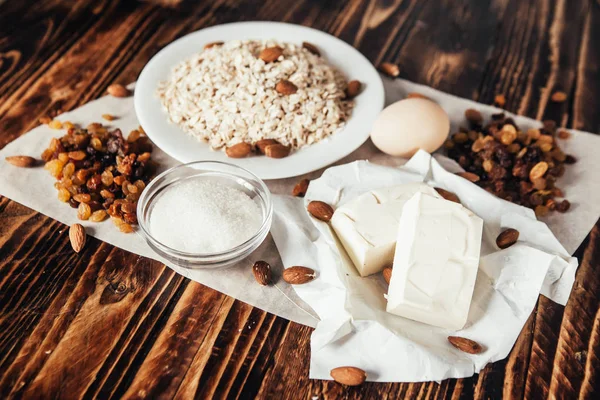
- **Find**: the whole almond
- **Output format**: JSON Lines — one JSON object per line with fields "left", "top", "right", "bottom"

{"left": 252, "top": 261, "right": 272, "bottom": 286}
{"left": 379, "top": 62, "right": 400, "bottom": 78}
{"left": 275, "top": 80, "right": 298, "bottom": 95}
{"left": 302, "top": 42, "right": 320, "bottom": 56}
{"left": 264, "top": 144, "right": 291, "bottom": 159}
{"left": 382, "top": 267, "right": 392, "bottom": 284}
{"left": 292, "top": 179, "right": 310, "bottom": 197}
{"left": 226, "top": 142, "right": 253, "bottom": 158}
{"left": 107, "top": 83, "right": 130, "bottom": 98}
{"left": 330, "top": 366, "right": 367, "bottom": 386}
{"left": 496, "top": 228, "right": 519, "bottom": 249}
{"left": 346, "top": 80, "right": 361, "bottom": 98}
{"left": 259, "top": 46, "right": 283, "bottom": 62}
{"left": 204, "top": 41, "right": 224, "bottom": 49}
{"left": 255, "top": 139, "right": 280, "bottom": 154}
{"left": 465, "top": 108, "right": 483, "bottom": 125}
{"left": 551, "top": 91, "right": 567, "bottom": 102}
{"left": 307, "top": 200, "right": 334, "bottom": 222}
{"left": 69, "top": 223, "right": 86, "bottom": 253}
{"left": 455, "top": 171, "right": 480, "bottom": 183}
{"left": 434, "top": 188, "right": 460, "bottom": 203}
{"left": 282, "top": 266, "right": 316, "bottom": 284}
{"left": 5, "top": 155, "right": 37, "bottom": 168}
{"left": 529, "top": 161, "right": 548, "bottom": 181}
{"left": 448, "top": 336, "right": 483, "bottom": 354}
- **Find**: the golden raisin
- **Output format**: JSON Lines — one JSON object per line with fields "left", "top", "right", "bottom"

{"left": 68, "top": 150, "right": 87, "bottom": 161}
{"left": 77, "top": 202, "right": 92, "bottom": 220}
{"left": 73, "top": 194, "right": 91, "bottom": 203}
{"left": 58, "top": 152, "right": 69, "bottom": 162}
{"left": 101, "top": 170, "right": 114, "bottom": 186}
{"left": 58, "top": 188, "right": 71, "bottom": 202}
{"left": 90, "top": 210, "right": 108, "bottom": 222}
{"left": 49, "top": 120, "right": 63, "bottom": 129}
{"left": 45, "top": 159, "right": 65, "bottom": 178}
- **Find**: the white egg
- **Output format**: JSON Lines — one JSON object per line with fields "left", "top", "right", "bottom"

{"left": 370, "top": 98, "right": 450, "bottom": 158}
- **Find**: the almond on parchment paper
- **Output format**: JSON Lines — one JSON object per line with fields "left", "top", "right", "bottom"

{"left": 226, "top": 142, "right": 253, "bottom": 158}
{"left": 264, "top": 144, "right": 291, "bottom": 158}
{"left": 448, "top": 336, "right": 484, "bottom": 354}
{"left": 302, "top": 42, "right": 320, "bottom": 56}
{"left": 255, "top": 139, "right": 280, "bottom": 154}
{"left": 69, "top": 223, "right": 86, "bottom": 253}
{"left": 307, "top": 200, "right": 334, "bottom": 222}
{"left": 455, "top": 171, "right": 480, "bottom": 183}
{"left": 282, "top": 266, "right": 316, "bottom": 284}
{"left": 330, "top": 366, "right": 367, "bottom": 386}
{"left": 379, "top": 62, "right": 400, "bottom": 78}
{"left": 434, "top": 187, "right": 460, "bottom": 203}
{"left": 345, "top": 80, "right": 361, "bottom": 98}
{"left": 382, "top": 267, "right": 392, "bottom": 284}
{"left": 292, "top": 179, "right": 310, "bottom": 197}
{"left": 496, "top": 228, "right": 519, "bottom": 249}
{"left": 5, "top": 155, "right": 37, "bottom": 168}
{"left": 275, "top": 80, "right": 298, "bottom": 95}
{"left": 107, "top": 83, "right": 130, "bottom": 98}
{"left": 259, "top": 46, "right": 284, "bottom": 63}
{"left": 252, "top": 261, "right": 272, "bottom": 286}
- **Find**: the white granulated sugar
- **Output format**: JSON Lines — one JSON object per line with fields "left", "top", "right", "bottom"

{"left": 149, "top": 179, "right": 262, "bottom": 253}
{"left": 156, "top": 39, "right": 354, "bottom": 150}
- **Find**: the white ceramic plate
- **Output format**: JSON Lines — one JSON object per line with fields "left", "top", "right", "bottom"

{"left": 135, "top": 21, "right": 384, "bottom": 180}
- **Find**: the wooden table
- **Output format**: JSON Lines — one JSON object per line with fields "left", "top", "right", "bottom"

{"left": 1, "top": 0, "right": 599, "bottom": 398}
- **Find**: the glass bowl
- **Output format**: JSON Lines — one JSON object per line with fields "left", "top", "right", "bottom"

{"left": 137, "top": 161, "right": 272, "bottom": 269}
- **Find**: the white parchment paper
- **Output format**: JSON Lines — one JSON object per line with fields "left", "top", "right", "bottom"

{"left": 0, "top": 78, "right": 599, "bottom": 382}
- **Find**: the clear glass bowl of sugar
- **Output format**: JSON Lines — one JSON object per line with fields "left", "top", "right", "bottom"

{"left": 137, "top": 161, "right": 273, "bottom": 269}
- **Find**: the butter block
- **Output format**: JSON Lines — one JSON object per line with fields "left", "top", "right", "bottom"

{"left": 331, "top": 183, "right": 441, "bottom": 277}
{"left": 386, "top": 192, "right": 483, "bottom": 330}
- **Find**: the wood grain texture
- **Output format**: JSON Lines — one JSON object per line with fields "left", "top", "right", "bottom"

{"left": 1, "top": 0, "right": 599, "bottom": 399}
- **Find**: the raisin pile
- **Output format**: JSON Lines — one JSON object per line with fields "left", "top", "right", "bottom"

{"left": 42, "top": 123, "right": 156, "bottom": 232}
{"left": 444, "top": 110, "right": 574, "bottom": 217}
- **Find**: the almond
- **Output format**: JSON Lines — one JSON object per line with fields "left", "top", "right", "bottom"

{"left": 292, "top": 179, "right": 310, "bottom": 197}
{"left": 551, "top": 91, "right": 567, "bottom": 102}
{"left": 529, "top": 161, "right": 548, "bottom": 181}
{"left": 382, "top": 267, "right": 392, "bottom": 284}
{"left": 264, "top": 144, "right": 291, "bottom": 158}
{"left": 307, "top": 200, "right": 334, "bottom": 222}
{"left": 282, "top": 266, "right": 316, "bottom": 284}
{"left": 204, "top": 41, "right": 224, "bottom": 49}
{"left": 259, "top": 46, "right": 283, "bottom": 62}
{"left": 455, "top": 171, "right": 480, "bottom": 183}
{"left": 302, "top": 42, "right": 320, "bottom": 56}
{"left": 448, "top": 336, "right": 483, "bottom": 354}
{"left": 255, "top": 139, "right": 280, "bottom": 154}
{"left": 275, "top": 80, "right": 298, "bottom": 95}
{"left": 379, "top": 62, "right": 400, "bottom": 78}
{"left": 496, "top": 228, "right": 519, "bottom": 249}
{"left": 330, "top": 366, "right": 367, "bottom": 386}
{"left": 69, "top": 223, "right": 86, "bottom": 253}
{"left": 465, "top": 108, "right": 483, "bottom": 125}
{"left": 107, "top": 83, "right": 130, "bottom": 98}
{"left": 438, "top": 188, "right": 461, "bottom": 204}
{"left": 346, "top": 80, "right": 361, "bottom": 98}
{"left": 252, "top": 261, "right": 272, "bottom": 286}
{"left": 226, "top": 142, "right": 253, "bottom": 158}
{"left": 5, "top": 155, "right": 37, "bottom": 168}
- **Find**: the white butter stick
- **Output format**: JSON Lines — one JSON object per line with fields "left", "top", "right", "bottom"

{"left": 386, "top": 192, "right": 483, "bottom": 330}
{"left": 331, "top": 183, "right": 441, "bottom": 277}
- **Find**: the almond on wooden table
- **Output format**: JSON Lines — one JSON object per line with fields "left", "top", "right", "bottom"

{"left": 292, "top": 179, "right": 309, "bottom": 197}
{"left": 379, "top": 62, "right": 400, "bottom": 78}
{"left": 307, "top": 200, "right": 334, "bottom": 222}
{"left": 330, "top": 366, "right": 367, "bottom": 386}
{"left": 252, "top": 261, "right": 272, "bottom": 286}
{"left": 264, "top": 143, "right": 290, "bottom": 158}
{"left": 69, "top": 223, "right": 86, "bottom": 253}
{"left": 447, "top": 336, "right": 483, "bottom": 354}
{"left": 225, "top": 142, "right": 253, "bottom": 158}
{"left": 5, "top": 155, "right": 37, "bottom": 168}
{"left": 282, "top": 266, "right": 316, "bottom": 284}
{"left": 107, "top": 83, "right": 130, "bottom": 98}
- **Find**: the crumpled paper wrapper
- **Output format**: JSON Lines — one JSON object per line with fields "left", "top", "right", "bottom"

{"left": 270, "top": 151, "right": 578, "bottom": 381}
{"left": 0, "top": 78, "right": 599, "bottom": 382}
